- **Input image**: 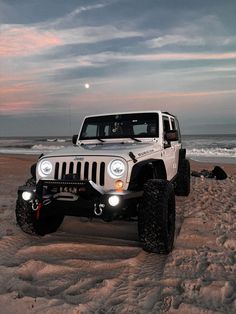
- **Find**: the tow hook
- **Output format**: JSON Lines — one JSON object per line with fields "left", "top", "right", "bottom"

{"left": 32, "top": 200, "right": 42, "bottom": 220}
{"left": 94, "top": 203, "right": 105, "bottom": 216}
{"left": 32, "top": 200, "right": 39, "bottom": 211}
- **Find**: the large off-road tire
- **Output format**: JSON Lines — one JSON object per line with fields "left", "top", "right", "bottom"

{"left": 16, "top": 178, "right": 64, "bottom": 236}
{"left": 138, "top": 179, "right": 176, "bottom": 254}
{"left": 175, "top": 158, "right": 190, "bottom": 196}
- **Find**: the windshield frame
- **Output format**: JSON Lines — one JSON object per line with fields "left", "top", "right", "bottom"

{"left": 79, "top": 113, "right": 159, "bottom": 141}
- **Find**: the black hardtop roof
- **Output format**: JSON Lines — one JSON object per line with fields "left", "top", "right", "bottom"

{"left": 162, "top": 111, "right": 176, "bottom": 117}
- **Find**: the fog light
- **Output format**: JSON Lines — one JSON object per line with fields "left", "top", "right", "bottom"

{"left": 108, "top": 195, "right": 120, "bottom": 207}
{"left": 115, "top": 180, "right": 124, "bottom": 192}
{"left": 22, "top": 191, "right": 33, "bottom": 201}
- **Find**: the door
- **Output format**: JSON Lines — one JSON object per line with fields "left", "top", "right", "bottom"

{"left": 162, "top": 116, "right": 178, "bottom": 180}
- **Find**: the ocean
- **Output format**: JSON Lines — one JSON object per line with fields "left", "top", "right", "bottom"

{"left": 0, "top": 134, "right": 235, "bottom": 164}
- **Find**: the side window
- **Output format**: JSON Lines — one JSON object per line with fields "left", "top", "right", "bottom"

{"left": 162, "top": 116, "right": 171, "bottom": 148}
{"left": 170, "top": 117, "right": 181, "bottom": 143}
{"left": 163, "top": 116, "right": 171, "bottom": 132}
{"left": 175, "top": 119, "right": 181, "bottom": 142}
{"left": 171, "top": 118, "right": 176, "bottom": 130}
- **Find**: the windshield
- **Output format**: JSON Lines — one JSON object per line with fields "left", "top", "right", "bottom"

{"left": 80, "top": 113, "right": 159, "bottom": 140}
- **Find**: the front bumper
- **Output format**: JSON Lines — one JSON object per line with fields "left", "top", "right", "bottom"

{"left": 18, "top": 179, "right": 142, "bottom": 219}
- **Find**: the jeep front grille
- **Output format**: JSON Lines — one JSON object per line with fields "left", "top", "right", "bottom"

{"left": 54, "top": 161, "right": 105, "bottom": 186}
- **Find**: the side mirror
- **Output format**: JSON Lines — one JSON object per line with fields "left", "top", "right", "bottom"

{"left": 72, "top": 134, "right": 78, "bottom": 145}
{"left": 165, "top": 130, "right": 178, "bottom": 142}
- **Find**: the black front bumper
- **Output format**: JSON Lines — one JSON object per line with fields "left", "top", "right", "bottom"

{"left": 18, "top": 179, "right": 142, "bottom": 219}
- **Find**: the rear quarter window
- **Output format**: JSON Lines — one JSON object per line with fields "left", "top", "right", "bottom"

{"left": 163, "top": 116, "right": 171, "bottom": 132}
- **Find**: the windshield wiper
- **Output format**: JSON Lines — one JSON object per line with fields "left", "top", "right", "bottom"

{"left": 96, "top": 138, "right": 105, "bottom": 142}
{"left": 130, "top": 137, "right": 141, "bottom": 142}
{"left": 81, "top": 138, "right": 105, "bottom": 144}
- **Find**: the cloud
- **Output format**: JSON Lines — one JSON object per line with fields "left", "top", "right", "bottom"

{"left": 147, "top": 35, "right": 205, "bottom": 48}
{"left": 0, "top": 21, "right": 142, "bottom": 58}
{"left": 67, "top": 88, "right": 236, "bottom": 109}
{"left": 146, "top": 34, "right": 236, "bottom": 48}
{"left": 0, "top": 24, "right": 61, "bottom": 57}
{"left": 47, "top": 1, "right": 115, "bottom": 28}
{"left": 0, "top": 101, "right": 33, "bottom": 114}
{"left": 127, "top": 52, "right": 236, "bottom": 61}
{"left": 56, "top": 26, "right": 142, "bottom": 45}
{"left": 54, "top": 2, "right": 113, "bottom": 25}
{"left": 145, "top": 14, "right": 236, "bottom": 49}
{"left": 58, "top": 51, "right": 236, "bottom": 69}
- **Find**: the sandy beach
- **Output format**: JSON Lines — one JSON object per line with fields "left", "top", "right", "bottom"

{"left": 0, "top": 154, "right": 235, "bottom": 313}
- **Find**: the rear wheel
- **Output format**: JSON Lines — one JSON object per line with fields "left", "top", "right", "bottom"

{"left": 16, "top": 178, "right": 64, "bottom": 236}
{"left": 138, "top": 179, "right": 176, "bottom": 254}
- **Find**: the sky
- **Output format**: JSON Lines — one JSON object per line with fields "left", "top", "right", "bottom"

{"left": 0, "top": 0, "right": 236, "bottom": 136}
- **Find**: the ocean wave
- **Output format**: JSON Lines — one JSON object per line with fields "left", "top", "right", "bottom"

{"left": 46, "top": 138, "right": 68, "bottom": 142}
{"left": 187, "top": 147, "right": 236, "bottom": 158}
{"left": 46, "top": 138, "right": 57, "bottom": 142}
{"left": 32, "top": 144, "right": 65, "bottom": 150}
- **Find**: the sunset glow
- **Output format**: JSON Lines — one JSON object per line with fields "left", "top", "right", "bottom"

{"left": 0, "top": 0, "right": 235, "bottom": 135}
{"left": 0, "top": 25, "right": 61, "bottom": 57}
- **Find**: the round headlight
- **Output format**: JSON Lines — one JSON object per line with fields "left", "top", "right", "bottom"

{"left": 39, "top": 160, "right": 53, "bottom": 177}
{"left": 108, "top": 159, "right": 126, "bottom": 178}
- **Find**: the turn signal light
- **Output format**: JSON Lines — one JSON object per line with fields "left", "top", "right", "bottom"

{"left": 115, "top": 180, "right": 124, "bottom": 192}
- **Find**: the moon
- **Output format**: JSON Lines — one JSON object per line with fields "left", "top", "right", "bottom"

{"left": 85, "top": 83, "right": 90, "bottom": 89}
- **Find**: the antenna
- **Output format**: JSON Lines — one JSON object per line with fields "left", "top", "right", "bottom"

{"left": 68, "top": 103, "right": 72, "bottom": 135}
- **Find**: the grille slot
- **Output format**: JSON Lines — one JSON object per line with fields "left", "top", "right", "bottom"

{"left": 100, "top": 162, "right": 105, "bottom": 186}
{"left": 84, "top": 162, "right": 89, "bottom": 179}
{"left": 55, "top": 162, "right": 59, "bottom": 179}
{"left": 92, "top": 162, "right": 97, "bottom": 183}
{"left": 76, "top": 162, "right": 81, "bottom": 179}
{"left": 62, "top": 162, "right": 66, "bottom": 178}
{"left": 69, "top": 162, "right": 74, "bottom": 174}
{"left": 54, "top": 160, "right": 105, "bottom": 186}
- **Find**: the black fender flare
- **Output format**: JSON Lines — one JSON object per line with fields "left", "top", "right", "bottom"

{"left": 128, "top": 159, "right": 167, "bottom": 190}
{"left": 178, "top": 148, "right": 186, "bottom": 170}
{"left": 179, "top": 148, "right": 186, "bottom": 161}
{"left": 30, "top": 153, "right": 44, "bottom": 180}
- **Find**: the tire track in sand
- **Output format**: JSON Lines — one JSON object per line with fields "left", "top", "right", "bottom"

{"left": 0, "top": 232, "right": 41, "bottom": 267}
{"left": 78, "top": 250, "right": 168, "bottom": 314}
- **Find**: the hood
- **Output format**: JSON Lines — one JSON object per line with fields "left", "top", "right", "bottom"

{"left": 42, "top": 141, "right": 162, "bottom": 162}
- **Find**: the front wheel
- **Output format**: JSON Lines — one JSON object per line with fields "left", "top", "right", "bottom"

{"left": 16, "top": 178, "right": 64, "bottom": 236}
{"left": 138, "top": 179, "right": 176, "bottom": 254}
{"left": 16, "top": 199, "right": 64, "bottom": 236}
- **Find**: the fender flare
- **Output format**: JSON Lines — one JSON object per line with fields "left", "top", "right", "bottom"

{"left": 179, "top": 148, "right": 186, "bottom": 160}
{"left": 128, "top": 159, "right": 167, "bottom": 190}
{"left": 30, "top": 154, "right": 44, "bottom": 180}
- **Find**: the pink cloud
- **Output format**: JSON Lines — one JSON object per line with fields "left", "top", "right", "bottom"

{"left": 0, "top": 101, "right": 33, "bottom": 114}
{"left": 67, "top": 88, "right": 236, "bottom": 115}
{"left": 0, "top": 81, "right": 52, "bottom": 115}
{"left": 124, "top": 89, "right": 236, "bottom": 99}
{"left": 0, "top": 25, "right": 61, "bottom": 57}
{"left": 70, "top": 89, "right": 236, "bottom": 104}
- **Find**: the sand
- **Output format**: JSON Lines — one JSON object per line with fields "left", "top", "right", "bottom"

{"left": 0, "top": 154, "right": 235, "bottom": 313}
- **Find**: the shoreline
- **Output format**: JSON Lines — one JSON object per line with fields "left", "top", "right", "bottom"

{"left": 0, "top": 153, "right": 235, "bottom": 175}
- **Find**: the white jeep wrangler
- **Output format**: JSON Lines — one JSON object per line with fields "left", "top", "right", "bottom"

{"left": 16, "top": 111, "right": 190, "bottom": 254}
